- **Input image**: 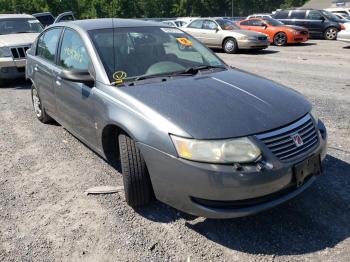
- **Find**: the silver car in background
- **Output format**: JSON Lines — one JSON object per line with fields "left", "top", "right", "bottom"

{"left": 338, "top": 22, "right": 350, "bottom": 43}
{"left": 0, "top": 14, "right": 43, "bottom": 80}
{"left": 182, "top": 18, "right": 269, "bottom": 53}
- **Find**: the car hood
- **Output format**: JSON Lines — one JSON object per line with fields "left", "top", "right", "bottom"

{"left": 285, "top": 25, "right": 308, "bottom": 31}
{"left": 120, "top": 69, "right": 311, "bottom": 139}
{"left": 0, "top": 33, "right": 39, "bottom": 47}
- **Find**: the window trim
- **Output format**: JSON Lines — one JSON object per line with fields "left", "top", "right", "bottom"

{"left": 56, "top": 27, "right": 92, "bottom": 72}
{"left": 36, "top": 26, "right": 63, "bottom": 64}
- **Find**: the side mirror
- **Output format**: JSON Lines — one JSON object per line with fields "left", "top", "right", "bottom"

{"left": 60, "top": 69, "right": 95, "bottom": 87}
{"left": 215, "top": 27, "right": 220, "bottom": 32}
{"left": 262, "top": 24, "right": 268, "bottom": 29}
{"left": 321, "top": 16, "right": 326, "bottom": 22}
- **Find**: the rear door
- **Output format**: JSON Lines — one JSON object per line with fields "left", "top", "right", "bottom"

{"left": 289, "top": 10, "right": 308, "bottom": 27}
{"left": 33, "top": 27, "right": 62, "bottom": 115}
{"left": 52, "top": 28, "right": 97, "bottom": 146}
{"left": 183, "top": 20, "right": 206, "bottom": 42}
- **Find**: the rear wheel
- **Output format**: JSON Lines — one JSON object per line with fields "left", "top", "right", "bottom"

{"left": 223, "top": 38, "right": 238, "bottom": 54}
{"left": 324, "top": 27, "right": 338, "bottom": 40}
{"left": 118, "top": 134, "right": 154, "bottom": 207}
{"left": 31, "top": 85, "right": 52, "bottom": 123}
{"left": 273, "top": 32, "right": 287, "bottom": 46}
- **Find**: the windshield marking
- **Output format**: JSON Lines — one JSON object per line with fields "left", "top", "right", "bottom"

{"left": 211, "top": 77, "right": 270, "bottom": 105}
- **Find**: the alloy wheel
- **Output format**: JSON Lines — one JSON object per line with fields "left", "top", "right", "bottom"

{"left": 274, "top": 33, "right": 287, "bottom": 46}
{"left": 326, "top": 28, "right": 337, "bottom": 40}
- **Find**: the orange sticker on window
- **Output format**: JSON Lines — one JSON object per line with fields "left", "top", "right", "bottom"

{"left": 176, "top": 38, "right": 192, "bottom": 46}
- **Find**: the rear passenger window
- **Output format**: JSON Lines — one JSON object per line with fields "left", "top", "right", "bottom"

{"left": 36, "top": 28, "right": 61, "bottom": 63}
{"left": 188, "top": 20, "right": 203, "bottom": 29}
{"left": 290, "top": 11, "right": 306, "bottom": 19}
{"left": 59, "top": 29, "right": 89, "bottom": 70}
{"left": 240, "top": 20, "right": 253, "bottom": 26}
{"left": 274, "top": 11, "right": 289, "bottom": 19}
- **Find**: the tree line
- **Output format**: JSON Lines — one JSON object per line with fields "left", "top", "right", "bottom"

{"left": 0, "top": 0, "right": 308, "bottom": 19}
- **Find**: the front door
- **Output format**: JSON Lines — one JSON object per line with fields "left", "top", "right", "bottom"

{"left": 33, "top": 27, "right": 62, "bottom": 115}
{"left": 201, "top": 20, "right": 221, "bottom": 47}
{"left": 52, "top": 28, "right": 97, "bottom": 147}
{"left": 306, "top": 10, "right": 325, "bottom": 37}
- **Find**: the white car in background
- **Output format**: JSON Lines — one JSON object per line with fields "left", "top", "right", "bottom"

{"left": 162, "top": 20, "right": 188, "bottom": 28}
{"left": 337, "top": 22, "right": 350, "bottom": 43}
{"left": 0, "top": 14, "right": 43, "bottom": 80}
{"left": 325, "top": 7, "right": 350, "bottom": 16}
{"left": 246, "top": 13, "right": 273, "bottom": 19}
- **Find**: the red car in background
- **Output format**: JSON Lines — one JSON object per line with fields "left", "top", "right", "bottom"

{"left": 237, "top": 17, "right": 309, "bottom": 46}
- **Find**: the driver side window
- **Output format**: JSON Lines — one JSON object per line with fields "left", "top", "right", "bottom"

{"left": 59, "top": 29, "right": 89, "bottom": 70}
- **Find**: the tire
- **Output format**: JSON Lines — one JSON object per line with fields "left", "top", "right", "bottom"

{"left": 223, "top": 38, "right": 238, "bottom": 54}
{"left": 273, "top": 32, "right": 287, "bottom": 46}
{"left": 118, "top": 134, "right": 154, "bottom": 207}
{"left": 324, "top": 27, "right": 338, "bottom": 40}
{"left": 31, "top": 85, "right": 52, "bottom": 123}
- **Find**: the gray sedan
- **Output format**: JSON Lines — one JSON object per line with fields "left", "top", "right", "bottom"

{"left": 26, "top": 19, "right": 327, "bottom": 219}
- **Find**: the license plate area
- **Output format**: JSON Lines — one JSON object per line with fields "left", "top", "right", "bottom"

{"left": 293, "top": 154, "right": 322, "bottom": 187}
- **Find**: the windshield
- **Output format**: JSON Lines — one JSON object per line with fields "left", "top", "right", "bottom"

{"left": 216, "top": 19, "right": 241, "bottom": 30}
{"left": 320, "top": 10, "right": 340, "bottom": 20}
{"left": 89, "top": 27, "right": 225, "bottom": 83}
{"left": 0, "top": 19, "right": 43, "bottom": 35}
{"left": 263, "top": 18, "right": 285, "bottom": 26}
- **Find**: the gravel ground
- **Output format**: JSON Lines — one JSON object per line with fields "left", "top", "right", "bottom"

{"left": 1, "top": 40, "right": 350, "bottom": 262}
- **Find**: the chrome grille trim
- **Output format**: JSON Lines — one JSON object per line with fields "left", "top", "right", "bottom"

{"left": 10, "top": 46, "right": 30, "bottom": 60}
{"left": 256, "top": 114, "right": 319, "bottom": 162}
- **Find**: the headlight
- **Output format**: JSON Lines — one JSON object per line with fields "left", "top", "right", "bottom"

{"left": 0, "top": 46, "right": 12, "bottom": 58}
{"left": 170, "top": 135, "right": 261, "bottom": 163}
{"left": 310, "top": 108, "right": 319, "bottom": 123}
{"left": 247, "top": 36, "right": 258, "bottom": 41}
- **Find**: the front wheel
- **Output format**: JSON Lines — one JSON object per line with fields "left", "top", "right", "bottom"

{"left": 118, "top": 134, "right": 154, "bottom": 207}
{"left": 223, "top": 38, "right": 238, "bottom": 54}
{"left": 31, "top": 85, "right": 52, "bottom": 123}
{"left": 274, "top": 32, "right": 287, "bottom": 46}
{"left": 324, "top": 27, "right": 338, "bottom": 40}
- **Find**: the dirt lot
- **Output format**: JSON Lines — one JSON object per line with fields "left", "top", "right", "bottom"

{"left": 1, "top": 40, "right": 350, "bottom": 262}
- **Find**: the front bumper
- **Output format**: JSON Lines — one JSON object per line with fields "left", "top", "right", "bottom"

{"left": 0, "top": 57, "right": 26, "bottom": 79}
{"left": 237, "top": 39, "right": 270, "bottom": 49}
{"left": 139, "top": 120, "right": 327, "bottom": 219}
{"left": 291, "top": 34, "right": 309, "bottom": 43}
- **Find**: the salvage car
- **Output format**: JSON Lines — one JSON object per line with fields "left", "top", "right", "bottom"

{"left": 26, "top": 19, "right": 327, "bottom": 219}
{"left": 274, "top": 9, "right": 346, "bottom": 40}
{"left": 32, "top": 11, "right": 75, "bottom": 27}
{"left": 0, "top": 14, "right": 43, "bottom": 80}
{"left": 237, "top": 17, "right": 309, "bottom": 46}
{"left": 182, "top": 18, "right": 269, "bottom": 53}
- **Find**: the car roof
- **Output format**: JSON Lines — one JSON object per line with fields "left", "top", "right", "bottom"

{"left": 57, "top": 18, "right": 166, "bottom": 31}
{"left": 0, "top": 14, "right": 36, "bottom": 19}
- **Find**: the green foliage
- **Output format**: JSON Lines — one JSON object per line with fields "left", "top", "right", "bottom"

{"left": 0, "top": 0, "right": 308, "bottom": 18}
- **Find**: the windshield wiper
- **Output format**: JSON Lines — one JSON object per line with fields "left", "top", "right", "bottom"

{"left": 179, "top": 65, "right": 227, "bottom": 75}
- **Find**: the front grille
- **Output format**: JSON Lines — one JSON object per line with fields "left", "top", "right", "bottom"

{"left": 258, "top": 36, "right": 267, "bottom": 41}
{"left": 10, "top": 46, "right": 30, "bottom": 59}
{"left": 256, "top": 114, "right": 319, "bottom": 162}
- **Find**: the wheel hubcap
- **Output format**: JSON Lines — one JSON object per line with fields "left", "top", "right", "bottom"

{"left": 32, "top": 89, "right": 42, "bottom": 117}
{"left": 326, "top": 29, "right": 337, "bottom": 39}
{"left": 225, "top": 40, "right": 235, "bottom": 51}
{"left": 275, "top": 33, "right": 286, "bottom": 45}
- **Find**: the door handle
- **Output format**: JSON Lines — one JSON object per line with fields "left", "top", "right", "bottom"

{"left": 56, "top": 76, "right": 62, "bottom": 86}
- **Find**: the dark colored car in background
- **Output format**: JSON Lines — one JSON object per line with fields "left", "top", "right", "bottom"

{"left": 32, "top": 11, "right": 75, "bottom": 27}
{"left": 26, "top": 19, "right": 327, "bottom": 219}
{"left": 274, "top": 9, "right": 346, "bottom": 40}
